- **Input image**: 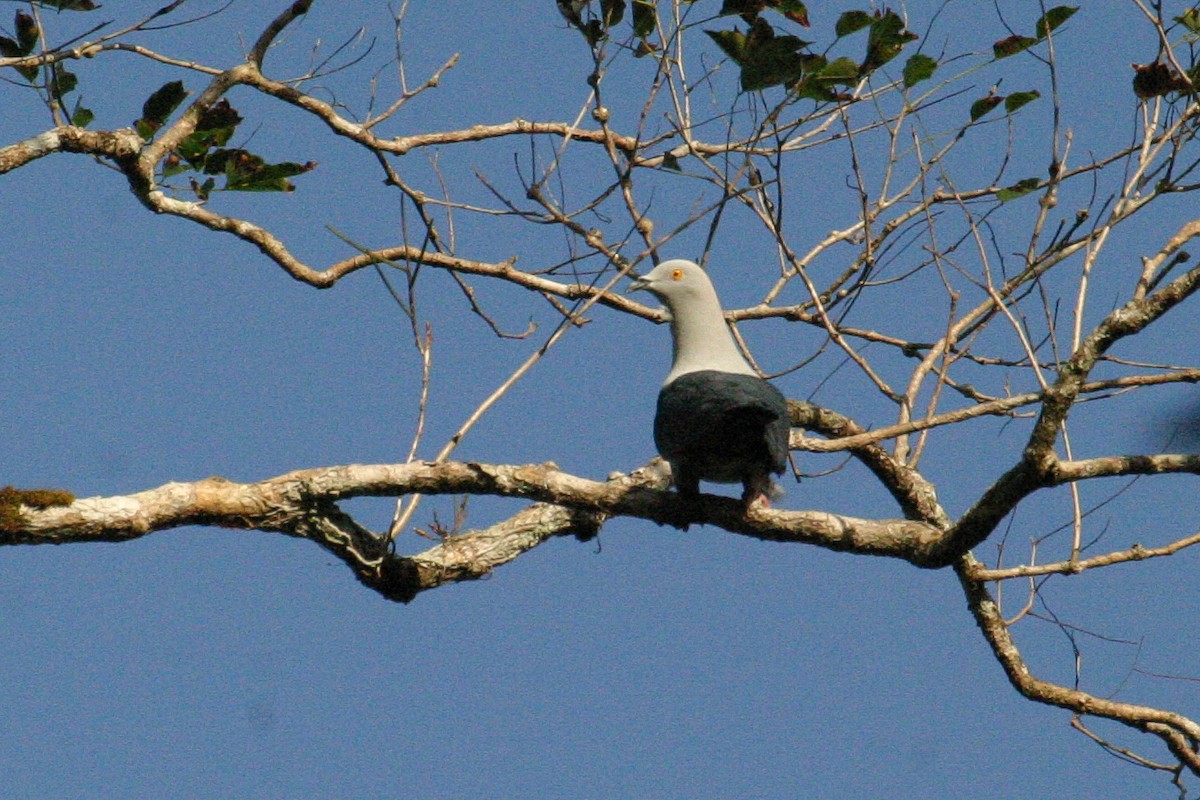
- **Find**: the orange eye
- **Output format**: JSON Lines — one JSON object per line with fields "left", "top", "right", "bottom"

{"left": 671, "top": 268, "right": 684, "bottom": 280}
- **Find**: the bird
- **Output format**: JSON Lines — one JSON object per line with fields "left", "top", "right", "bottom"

{"left": 626, "top": 258, "right": 791, "bottom": 507}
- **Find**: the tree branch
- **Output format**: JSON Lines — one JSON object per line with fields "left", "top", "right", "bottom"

{"left": 958, "top": 555, "right": 1200, "bottom": 775}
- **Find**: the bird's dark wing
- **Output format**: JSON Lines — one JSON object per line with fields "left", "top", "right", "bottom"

{"left": 654, "top": 370, "right": 790, "bottom": 487}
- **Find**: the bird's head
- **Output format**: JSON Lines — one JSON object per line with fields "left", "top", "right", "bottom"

{"left": 626, "top": 259, "right": 714, "bottom": 306}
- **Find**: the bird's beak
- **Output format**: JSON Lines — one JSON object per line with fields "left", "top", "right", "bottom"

{"left": 626, "top": 276, "right": 650, "bottom": 294}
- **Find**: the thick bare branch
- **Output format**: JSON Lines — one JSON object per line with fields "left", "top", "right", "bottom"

{"left": 2, "top": 459, "right": 949, "bottom": 569}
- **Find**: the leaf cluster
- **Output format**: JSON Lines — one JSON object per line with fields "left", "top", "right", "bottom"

{"left": 0, "top": 7, "right": 93, "bottom": 125}
{"left": 136, "top": 82, "right": 315, "bottom": 198}
{"left": 991, "top": 5, "right": 1077, "bottom": 59}
{"left": 702, "top": 6, "right": 923, "bottom": 96}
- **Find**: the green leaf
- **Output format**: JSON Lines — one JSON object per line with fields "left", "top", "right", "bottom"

{"left": 745, "top": 21, "right": 808, "bottom": 89}
{"left": 0, "top": 36, "right": 36, "bottom": 80}
{"left": 996, "top": 177, "right": 1040, "bottom": 202}
{"left": 705, "top": 28, "right": 747, "bottom": 63}
{"left": 174, "top": 99, "right": 243, "bottom": 164}
{"left": 600, "top": 0, "right": 625, "bottom": 26}
{"left": 970, "top": 94, "right": 1003, "bottom": 121}
{"left": 707, "top": 17, "right": 816, "bottom": 91}
{"left": 1177, "top": 8, "right": 1200, "bottom": 33}
{"left": 902, "top": 53, "right": 936, "bottom": 87}
{"left": 1, "top": 15, "right": 40, "bottom": 81}
{"left": 862, "top": 10, "right": 917, "bottom": 73}
{"left": 49, "top": 67, "right": 76, "bottom": 100}
{"left": 15, "top": 11, "right": 38, "bottom": 53}
{"left": 993, "top": 34, "right": 1037, "bottom": 59}
{"left": 794, "top": 78, "right": 839, "bottom": 101}
{"left": 1035, "top": 5, "right": 1077, "bottom": 38}
{"left": 1004, "top": 89, "right": 1040, "bottom": 113}
{"left": 815, "top": 56, "right": 858, "bottom": 85}
{"left": 661, "top": 152, "right": 681, "bottom": 171}
{"left": 140, "top": 80, "right": 188, "bottom": 128}
{"left": 632, "top": 0, "right": 655, "bottom": 38}
{"left": 835, "top": 10, "right": 871, "bottom": 36}
{"left": 739, "top": 42, "right": 807, "bottom": 89}
{"left": 70, "top": 100, "right": 93, "bottom": 127}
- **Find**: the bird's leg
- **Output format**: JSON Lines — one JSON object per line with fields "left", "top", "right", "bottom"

{"left": 741, "top": 488, "right": 770, "bottom": 509}
{"left": 670, "top": 469, "right": 702, "bottom": 530}
{"left": 741, "top": 473, "right": 775, "bottom": 510}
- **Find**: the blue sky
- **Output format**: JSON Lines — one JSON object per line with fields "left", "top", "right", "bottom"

{"left": 2, "top": 1, "right": 1199, "bottom": 797}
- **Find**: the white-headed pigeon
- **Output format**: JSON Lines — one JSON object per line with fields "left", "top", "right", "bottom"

{"left": 627, "top": 259, "right": 790, "bottom": 506}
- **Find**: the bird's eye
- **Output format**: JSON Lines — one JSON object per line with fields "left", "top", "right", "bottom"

{"left": 671, "top": 268, "right": 684, "bottom": 280}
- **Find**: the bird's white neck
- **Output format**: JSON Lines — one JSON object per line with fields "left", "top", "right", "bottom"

{"left": 664, "top": 285, "right": 756, "bottom": 384}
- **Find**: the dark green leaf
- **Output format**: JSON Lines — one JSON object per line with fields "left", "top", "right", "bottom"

{"left": 1, "top": 36, "right": 41, "bottom": 82}
{"left": 600, "top": 0, "right": 625, "bottom": 26}
{"left": 744, "top": 21, "right": 808, "bottom": 89}
{"left": 581, "top": 19, "right": 604, "bottom": 44}
{"left": 195, "top": 98, "right": 242, "bottom": 133}
{"left": 996, "top": 177, "right": 1040, "bottom": 202}
{"left": 793, "top": 80, "right": 837, "bottom": 101}
{"left": 815, "top": 56, "right": 858, "bottom": 85}
{"left": 708, "top": 17, "right": 819, "bottom": 91}
{"left": 15, "top": 11, "right": 38, "bottom": 53}
{"left": 719, "top": 0, "right": 764, "bottom": 18}
{"left": 993, "top": 34, "right": 1037, "bottom": 59}
{"left": 902, "top": 53, "right": 936, "bottom": 87}
{"left": 970, "top": 94, "right": 1003, "bottom": 121}
{"left": 190, "top": 176, "right": 215, "bottom": 201}
{"left": 71, "top": 101, "right": 93, "bottom": 127}
{"left": 739, "top": 46, "right": 806, "bottom": 90}
{"left": 1035, "top": 6, "right": 1077, "bottom": 38}
{"left": 49, "top": 67, "right": 76, "bottom": 100}
{"left": 632, "top": 0, "right": 655, "bottom": 38}
{"left": 661, "top": 152, "right": 681, "bottom": 171}
{"left": 862, "top": 10, "right": 917, "bottom": 72}
{"left": 835, "top": 10, "right": 871, "bottom": 36}
{"left": 202, "top": 147, "right": 250, "bottom": 176}
{"left": 141, "top": 80, "right": 188, "bottom": 127}
{"left": 705, "top": 28, "right": 747, "bottom": 64}
{"left": 207, "top": 148, "right": 314, "bottom": 192}
{"left": 32, "top": 0, "right": 100, "bottom": 9}
{"left": 0, "top": 33, "right": 40, "bottom": 81}
{"left": 172, "top": 100, "right": 243, "bottom": 163}
{"left": 1004, "top": 89, "right": 1040, "bottom": 113}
